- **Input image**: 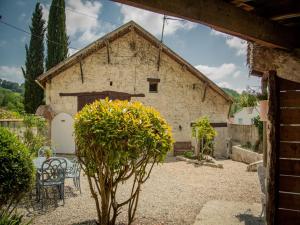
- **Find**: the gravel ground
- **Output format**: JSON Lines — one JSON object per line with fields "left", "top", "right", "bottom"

{"left": 27, "top": 158, "right": 261, "bottom": 225}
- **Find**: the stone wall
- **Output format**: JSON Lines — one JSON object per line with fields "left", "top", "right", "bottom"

{"left": 45, "top": 30, "right": 230, "bottom": 154}
{"left": 228, "top": 124, "right": 259, "bottom": 147}
{"left": 231, "top": 145, "right": 263, "bottom": 164}
{"left": 249, "top": 43, "right": 300, "bottom": 83}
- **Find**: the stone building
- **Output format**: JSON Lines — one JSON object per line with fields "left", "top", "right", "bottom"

{"left": 36, "top": 21, "right": 232, "bottom": 157}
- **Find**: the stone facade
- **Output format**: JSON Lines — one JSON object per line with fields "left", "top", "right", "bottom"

{"left": 44, "top": 25, "right": 231, "bottom": 155}
{"left": 249, "top": 43, "right": 300, "bottom": 83}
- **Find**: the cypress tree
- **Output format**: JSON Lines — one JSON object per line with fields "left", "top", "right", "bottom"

{"left": 22, "top": 3, "right": 45, "bottom": 113}
{"left": 46, "top": 0, "right": 68, "bottom": 70}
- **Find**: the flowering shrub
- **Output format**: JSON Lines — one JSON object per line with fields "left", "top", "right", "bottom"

{"left": 74, "top": 99, "right": 173, "bottom": 225}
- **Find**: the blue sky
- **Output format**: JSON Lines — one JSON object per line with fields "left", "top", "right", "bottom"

{"left": 0, "top": 0, "right": 260, "bottom": 92}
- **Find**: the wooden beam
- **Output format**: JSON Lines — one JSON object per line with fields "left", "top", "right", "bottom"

{"left": 157, "top": 44, "right": 162, "bottom": 71}
{"left": 105, "top": 40, "right": 110, "bottom": 64}
{"left": 60, "top": 91, "right": 145, "bottom": 98}
{"left": 113, "top": 0, "right": 300, "bottom": 49}
{"left": 79, "top": 60, "right": 84, "bottom": 83}
{"left": 202, "top": 82, "right": 208, "bottom": 102}
{"left": 266, "top": 70, "right": 280, "bottom": 225}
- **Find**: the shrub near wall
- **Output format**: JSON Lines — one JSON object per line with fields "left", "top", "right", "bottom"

{"left": 74, "top": 99, "right": 173, "bottom": 225}
{"left": 0, "top": 127, "right": 34, "bottom": 212}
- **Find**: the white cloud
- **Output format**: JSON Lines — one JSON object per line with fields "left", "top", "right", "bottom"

{"left": 42, "top": 0, "right": 115, "bottom": 47}
{"left": 217, "top": 81, "right": 231, "bottom": 89}
{"left": 68, "top": 48, "right": 79, "bottom": 56}
{"left": 210, "top": 29, "right": 247, "bottom": 56}
{"left": 120, "top": 4, "right": 196, "bottom": 36}
{"left": 0, "top": 66, "right": 24, "bottom": 83}
{"left": 226, "top": 37, "right": 247, "bottom": 56}
{"left": 195, "top": 63, "right": 237, "bottom": 81}
{"left": 233, "top": 71, "right": 241, "bottom": 78}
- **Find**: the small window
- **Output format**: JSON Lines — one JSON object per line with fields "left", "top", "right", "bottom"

{"left": 149, "top": 83, "right": 158, "bottom": 92}
{"left": 110, "top": 81, "right": 113, "bottom": 86}
{"left": 147, "top": 78, "right": 160, "bottom": 93}
{"left": 238, "top": 118, "right": 243, "bottom": 124}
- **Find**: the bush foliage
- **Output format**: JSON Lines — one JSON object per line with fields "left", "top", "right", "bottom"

{"left": 22, "top": 115, "right": 47, "bottom": 156}
{"left": 0, "top": 127, "right": 34, "bottom": 213}
{"left": 74, "top": 99, "right": 173, "bottom": 225}
{"left": 192, "top": 117, "right": 217, "bottom": 159}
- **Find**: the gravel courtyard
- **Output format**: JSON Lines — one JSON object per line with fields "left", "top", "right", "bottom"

{"left": 28, "top": 158, "right": 262, "bottom": 225}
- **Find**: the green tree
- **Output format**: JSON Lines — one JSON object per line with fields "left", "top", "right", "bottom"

{"left": 222, "top": 88, "right": 241, "bottom": 116}
{"left": 46, "top": 0, "right": 68, "bottom": 70}
{"left": 239, "top": 91, "right": 257, "bottom": 108}
{"left": 22, "top": 2, "right": 45, "bottom": 113}
{"left": 0, "top": 88, "right": 24, "bottom": 113}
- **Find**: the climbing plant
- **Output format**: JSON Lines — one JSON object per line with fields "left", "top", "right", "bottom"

{"left": 74, "top": 99, "right": 173, "bottom": 225}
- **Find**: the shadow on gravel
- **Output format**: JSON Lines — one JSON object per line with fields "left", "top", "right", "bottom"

{"left": 236, "top": 211, "right": 264, "bottom": 225}
{"left": 72, "top": 220, "right": 98, "bottom": 225}
{"left": 72, "top": 221, "right": 127, "bottom": 225}
{"left": 19, "top": 185, "right": 79, "bottom": 216}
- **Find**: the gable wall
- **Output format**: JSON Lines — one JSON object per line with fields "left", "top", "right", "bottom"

{"left": 46, "top": 30, "right": 230, "bottom": 156}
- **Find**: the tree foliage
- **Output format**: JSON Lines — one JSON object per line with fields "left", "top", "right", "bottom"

{"left": 22, "top": 2, "right": 45, "bottom": 113}
{"left": 22, "top": 115, "right": 47, "bottom": 156}
{"left": 0, "top": 127, "right": 34, "bottom": 214}
{"left": 239, "top": 91, "right": 257, "bottom": 108}
{"left": 0, "top": 79, "right": 24, "bottom": 94}
{"left": 46, "top": 0, "right": 68, "bottom": 70}
{"left": 222, "top": 88, "right": 241, "bottom": 116}
{"left": 74, "top": 99, "right": 173, "bottom": 225}
{"left": 192, "top": 117, "right": 217, "bottom": 159}
{"left": 0, "top": 88, "right": 24, "bottom": 113}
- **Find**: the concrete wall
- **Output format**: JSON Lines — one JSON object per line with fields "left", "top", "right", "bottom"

{"left": 228, "top": 124, "right": 259, "bottom": 147}
{"left": 231, "top": 145, "right": 262, "bottom": 164}
{"left": 45, "top": 30, "right": 230, "bottom": 154}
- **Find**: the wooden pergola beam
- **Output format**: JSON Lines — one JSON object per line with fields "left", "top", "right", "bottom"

{"left": 113, "top": 0, "right": 300, "bottom": 49}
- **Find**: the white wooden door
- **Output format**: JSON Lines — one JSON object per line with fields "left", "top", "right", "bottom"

{"left": 51, "top": 113, "right": 75, "bottom": 154}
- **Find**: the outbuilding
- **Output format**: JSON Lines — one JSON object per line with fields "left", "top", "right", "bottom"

{"left": 37, "top": 21, "right": 232, "bottom": 156}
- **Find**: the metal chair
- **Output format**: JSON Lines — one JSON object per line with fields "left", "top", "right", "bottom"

{"left": 66, "top": 158, "right": 81, "bottom": 193}
{"left": 37, "top": 158, "right": 67, "bottom": 209}
{"left": 257, "top": 164, "right": 266, "bottom": 218}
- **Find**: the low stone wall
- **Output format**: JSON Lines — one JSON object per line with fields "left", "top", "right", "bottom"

{"left": 0, "top": 119, "right": 37, "bottom": 137}
{"left": 231, "top": 145, "right": 262, "bottom": 164}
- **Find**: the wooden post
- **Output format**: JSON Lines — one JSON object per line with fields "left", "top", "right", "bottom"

{"left": 263, "top": 121, "right": 267, "bottom": 167}
{"left": 266, "top": 70, "right": 279, "bottom": 225}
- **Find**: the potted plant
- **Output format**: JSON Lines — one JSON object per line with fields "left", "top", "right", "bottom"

{"left": 257, "top": 92, "right": 268, "bottom": 121}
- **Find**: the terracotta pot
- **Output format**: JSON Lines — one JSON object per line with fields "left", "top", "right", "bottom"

{"left": 259, "top": 100, "right": 269, "bottom": 121}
